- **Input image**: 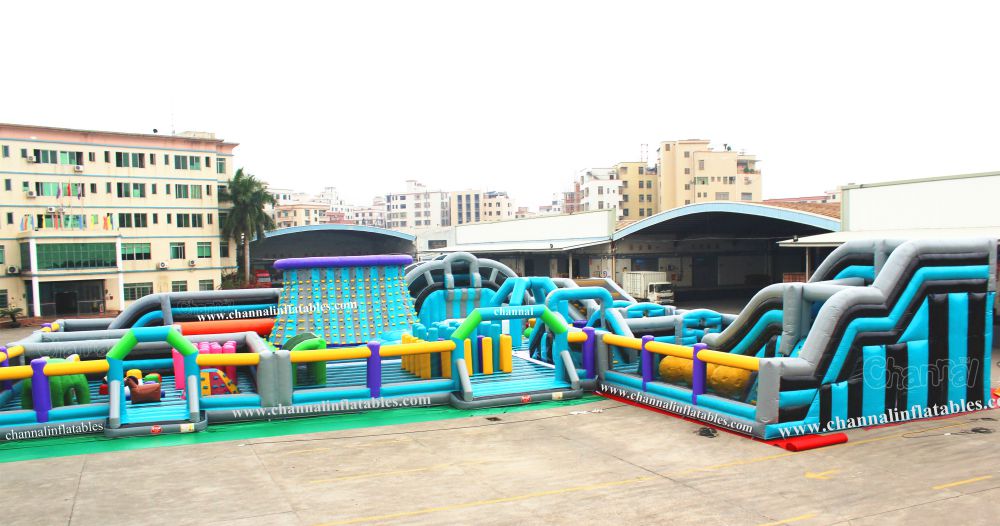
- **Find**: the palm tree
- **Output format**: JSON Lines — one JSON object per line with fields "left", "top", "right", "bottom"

{"left": 221, "top": 168, "right": 276, "bottom": 283}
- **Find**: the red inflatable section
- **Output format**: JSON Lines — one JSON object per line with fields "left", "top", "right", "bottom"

{"left": 176, "top": 318, "right": 274, "bottom": 337}
{"left": 771, "top": 432, "right": 848, "bottom": 451}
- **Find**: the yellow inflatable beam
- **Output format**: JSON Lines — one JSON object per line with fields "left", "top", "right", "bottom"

{"left": 567, "top": 331, "right": 588, "bottom": 343}
{"left": 697, "top": 349, "right": 760, "bottom": 371}
{"left": 645, "top": 341, "right": 694, "bottom": 359}
{"left": 197, "top": 353, "right": 262, "bottom": 367}
{"left": 602, "top": 334, "right": 643, "bottom": 350}
{"left": 290, "top": 347, "right": 371, "bottom": 363}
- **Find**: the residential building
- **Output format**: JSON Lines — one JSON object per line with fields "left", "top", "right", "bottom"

{"left": 385, "top": 180, "right": 450, "bottom": 230}
{"left": 352, "top": 196, "right": 387, "bottom": 228}
{"left": 273, "top": 202, "right": 329, "bottom": 228}
{"left": 656, "top": 139, "right": 762, "bottom": 209}
{"left": 577, "top": 168, "right": 622, "bottom": 213}
{"left": 449, "top": 190, "right": 514, "bottom": 225}
{"left": 0, "top": 123, "right": 238, "bottom": 317}
{"left": 615, "top": 161, "right": 657, "bottom": 220}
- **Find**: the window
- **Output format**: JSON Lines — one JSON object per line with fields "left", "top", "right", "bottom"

{"left": 189, "top": 156, "right": 201, "bottom": 170}
{"left": 87, "top": 152, "right": 95, "bottom": 162}
{"left": 1, "top": 145, "right": 8, "bottom": 158}
{"left": 151, "top": 184, "right": 157, "bottom": 194}
{"left": 132, "top": 183, "right": 146, "bottom": 197}
{"left": 639, "top": 167, "right": 644, "bottom": 175}
{"left": 198, "top": 279, "right": 214, "bottom": 291}
{"left": 58, "top": 151, "right": 82, "bottom": 165}
{"left": 0, "top": 289, "right": 7, "bottom": 309}
{"left": 622, "top": 194, "right": 629, "bottom": 202}
{"left": 117, "top": 213, "right": 132, "bottom": 228}
{"left": 175, "top": 184, "right": 190, "bottom": 198}
{"left": 190, "top": 185, "right": 202, "bottom": 198}
{"left": 216, "top": 158, "right": 226, "bottom": 174}
{"left": 166, "top": 184, "right": 171, "bottom": 195}
{"left": 170, "top": 242, "right": 186, "bottom": 259}
{"left": 715, "top": 192, "right": 730, "bottom": 200}
{"left": 124, "top": 283, "right": 153, "bottom": 301}
{"left": 205, "top": 156, "right": 211, "bottom": 168}
{"left": 152, "top": 213, "right": 158, "bottom": 224}
{"left": 207, "top": 214, "right": 213, "bottom": 225}
{"left": 638, "top": 180, "right": 644, "bottom": 189}
{"left": 664, "top": 144, "right": 671, "bottom": 151}
{"left": 623, "top": 209, "right": 630, "bottom": 217}
{"left": 647, "top": 208, "right": 652, "bottom": 216}
{"left": 5, "top": 213, "right": 12, "bottom": 225}
{"left": 684, "top": 168, "right": 690, "bottom": 175}
{"left": 206, "top": 184, "right": 212, "bottom": 196}
{"left": 176, "top": 214, "right": 191, "bottom": 227}
{"left": 695, "top": 177, "right": 709, "bottom": 185}
{"left": 698, "top": 160, "right": 705, "bottom": 170}
{"left": 197, "top": 242, "right": 211, "bottom": 258}
{"left": 90, "top": 183, "right": 97, "bottom": 194}
{"left": 121, "top": 243, "right": 151, "bottom": 261}
{"left": 4, "top": 179, "right": 10, "bottom": 191}
{"left": 639, "top": 209, "right": 645, "bottom": 217}
{"left": 32, "top": 149, "right": 58, "bottom": 164}
{"left": 684, "top": 151, "right": 690, "bottom": 158}
{"left": 174, "top": 155, "right": 189, "bottom": 170}
{"left": 171, "top": 281, "right": 188, "bottom": 292}
{"left": 115, "top": 152, "right": 129, "bottom": 167}
{"left": 36, "top": 243, "right": 116, "bottom": 270}
{"left": 150, "top": 154, "right": 156, "bottom": 166}
{"left": 220, "top": 240, "right": 230, "bottom": 258}
{"left": 685, "top": 200, "right": 691, "bottom": 205}
{"left": 741, "top": 192, "right": 753, "bottom": 201}
{"left": 647, "top": 194, "right": 652, "bottom": 202}
{"left": 0, "top": 245, "right": 4, "bottom": 264}
{"left": 639, "top": 194, "right": 645, "bottom": 202}
{"left": 106, "top": 182, "right": 112, "bottom": 193}
{"left": 167, "top": 213, "right": 172, "bottom": 224}
{"left": 164, "top": 154, "right": 170, "bottom": 165}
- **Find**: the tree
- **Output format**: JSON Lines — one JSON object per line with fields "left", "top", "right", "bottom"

{"left": 0, "top": 304, "right": 23, "bottom": 327}
{"left": 221, "top": 168, "right": 276, "bottom": 283}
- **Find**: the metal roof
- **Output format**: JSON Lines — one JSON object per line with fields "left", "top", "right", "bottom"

{"left": 612, "top": 201, "right": 840, "bottom": 241}
{"left": 779, "top": 226, "right": 1000, "bottom": 248}
{"left": 258, "top": 224, "right": 416, "bottom": 242}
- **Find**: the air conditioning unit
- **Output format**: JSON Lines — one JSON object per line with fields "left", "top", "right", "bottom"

{"left": 46, "top": 206, "right": 57, "bottom": 213}
{"left": 6, "top": 266, "right": 19, "bottom": 275}
{"left": 73, "top": 165, "right": 84, "bottom": 172}
{"left": 26, "top": 190, "right": 37, "bottom": 198}
{"left": 158, "top": 262, "right": 168, "bottom": 270}
{"left": 188, "top": 260, "right": 196, "bottom": 267}
{"left": 27, "top": 155, "right": 37, "bottom": 163}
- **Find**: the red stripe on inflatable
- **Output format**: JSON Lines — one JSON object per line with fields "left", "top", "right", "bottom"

{"left": 176, "top": 318, "right": 274, "bottom": 336}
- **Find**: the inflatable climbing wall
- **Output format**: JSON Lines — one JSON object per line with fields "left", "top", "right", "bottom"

{"left": 269, "top": 255, "right": 417, "bottom": 347}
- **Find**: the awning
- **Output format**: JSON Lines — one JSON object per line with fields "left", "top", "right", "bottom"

{"left": 779, "top": 226, "right": 1000, "bottom": 248}
{"left": 429, "top": 236, "right": 610, "bottom": 253}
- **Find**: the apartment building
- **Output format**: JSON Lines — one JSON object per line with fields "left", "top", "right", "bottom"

{"left": 385, "top": 180, "right": 450, "bottom": 230}
{"left": 577, "top": 168, "right": 622, "bottom": 213}
{"left": 352, "top": 196, "right": 387, "bottom": 228}
{"left": 273, "top": 202, "right": 330, "bottom": 228}
{"left": 656, "top": 139, "right": 762, "bottom": 209}
{"left": 0, "top": 123, "right": 238, "bottom": 317}
{"left": 615, "top": 161, "right": 658, "bottom": 220}
{"left": 449, "top": 190, "right": 514, "bottom": 225}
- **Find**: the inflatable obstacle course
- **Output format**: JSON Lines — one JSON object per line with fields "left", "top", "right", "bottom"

{"left": 270, "top": 255, "right": 416, "bottom": 347}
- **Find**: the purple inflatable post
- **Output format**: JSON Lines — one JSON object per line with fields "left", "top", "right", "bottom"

{"left": 640, "top": 335, "right": 654, "bottom": 390}
{"left": 582, "top": 327, "right": 596, "bottom": 379}
{"left": 366, "top": 341, "right": 381, "bottom": 398}
{"left": 30, "top": 358, "right": 52, "bottom": 423}
{"left": 691, "top": 343, "right": 708, "bottom": 404}
{"left": 572, "top": 320, "right": 587, "bottom": 329}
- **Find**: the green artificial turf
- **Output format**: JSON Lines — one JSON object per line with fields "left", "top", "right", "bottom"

{"left": 0, "top": 395, "right": 600, "bottom": 464}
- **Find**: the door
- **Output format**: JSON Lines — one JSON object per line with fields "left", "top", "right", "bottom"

{"left": 692, "top": 255, "right": 718, "bottom": 289}
{"left": 55, "top": 290, "right": 78, "bottom": 315}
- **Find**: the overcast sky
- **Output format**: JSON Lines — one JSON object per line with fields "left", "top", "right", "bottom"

{"left": 4, "top": 1, "right": 998, "bottom": 208}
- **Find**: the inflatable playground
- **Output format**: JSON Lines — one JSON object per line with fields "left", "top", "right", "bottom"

{"left": 0, "top": 238, "right": 995, "bottom": 443}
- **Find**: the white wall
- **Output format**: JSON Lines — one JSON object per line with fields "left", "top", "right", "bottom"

{"left": 455, "top": 210, "right": 615, "bottom": 244}
{"left": 844, "top": 173, "right": 1000, "bottom": 231}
